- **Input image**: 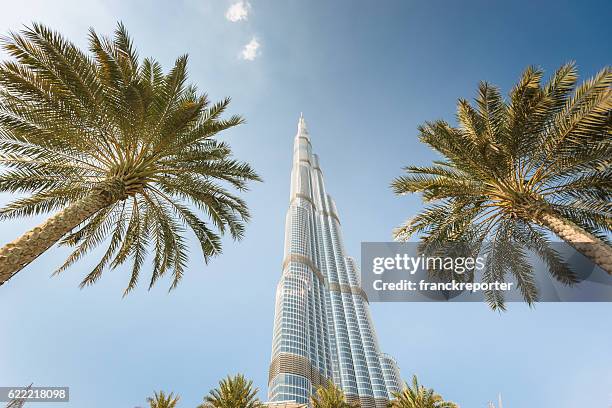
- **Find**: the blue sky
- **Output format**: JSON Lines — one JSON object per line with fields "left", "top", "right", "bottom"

{"left": 0, "top": 1, "right": 611, "bottom": 407}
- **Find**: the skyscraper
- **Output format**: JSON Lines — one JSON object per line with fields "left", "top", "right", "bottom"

{"left": 268, "top": 115, "right": 403, "bottom": 407}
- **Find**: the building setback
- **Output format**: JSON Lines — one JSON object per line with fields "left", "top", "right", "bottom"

{"left": 268, "top": 115, "right": 403, "bottom": 407}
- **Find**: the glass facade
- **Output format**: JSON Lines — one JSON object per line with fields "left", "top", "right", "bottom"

{"left": 380, "top": 353, "right": 403, "bottom": 398}
{"left": 268, "top": 115, "right": 403, "bottom": 407}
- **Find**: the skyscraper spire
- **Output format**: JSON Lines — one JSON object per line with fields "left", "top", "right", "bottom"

{"left": 297, "top": 112, "right": 309, "bottom": 139}
{"left": 268, "top": 115, "right": 402, "bottom": 407}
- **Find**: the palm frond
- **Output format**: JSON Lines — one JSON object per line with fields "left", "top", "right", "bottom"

{"left": 0, "top": 23, "right": 260, "bottom": 292}
{"left": 393, "top": 63, "right": 612, "bottom": 308}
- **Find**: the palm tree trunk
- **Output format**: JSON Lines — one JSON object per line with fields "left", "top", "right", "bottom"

{"left": 535, "top": 210, "right": 612, "bottom": 275}
{"left": 0, "top": 188, "right": 122, "bottom": 286}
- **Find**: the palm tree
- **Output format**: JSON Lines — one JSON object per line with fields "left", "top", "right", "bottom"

{"left": 199, "top": 374, "right": 262, "bottom": 408}
{"left": 310, "top": 382, "right": 357, "bottom": 408}
{"left": 4, "top": 384, "right": 33, "bottom": 408}
{"left": 147, "top": 391, "right": 180, "bottom": 408}
{"left": 0, "top": 23, "right": 260, "bottom": 293}
{"left": 392, "top": 63, "right": 612, "bottom": 308}
{"left": 389, "top": 376, "right": 457, "bottom": 408}
{"left": 5, "top": 398, "right": 25, "bottom": 408}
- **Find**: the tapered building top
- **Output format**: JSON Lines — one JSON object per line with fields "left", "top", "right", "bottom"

{"left": 297, "top": 112, "right": 309, "bottom": 139}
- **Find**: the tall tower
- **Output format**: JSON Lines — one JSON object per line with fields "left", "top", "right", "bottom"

{"left": 268, "top": 115, "right": 402, "bottom": 407}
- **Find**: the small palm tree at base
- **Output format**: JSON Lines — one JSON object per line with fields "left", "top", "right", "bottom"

{"left": 389, "top": 376, "right": 457, "bottom": 408}
{"left": 199, "top": 374, "right": 263, "bottom": 408}
{"left": 0, "top": 23, "right": 260, "bottom": 293}
{"left": 392, "top": 63, "right": 612, "bottom": 309}
{"left": 4, "top": 384, "right": 33, "bottom": 408}
{"left": 310, "top": 382, "right": 358, "bottom": 408}
{"left": 147, "top": 391, "right": 180, "bottom": 408}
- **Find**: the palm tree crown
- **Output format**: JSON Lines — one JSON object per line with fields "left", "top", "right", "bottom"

{"left": 0, "top": 23, "right": 260, "bottom": 293}
{"left": 389, "top": 376, "right": 457, "bottom": 408}
{"left": 199, "top": 374, "right": 262, "bottom": 408}
{"left": 310, "top": 382, "right": 357, "bottom": 408}
{"left": 147, "top": 391, "right": 180, "bottom": 408}
{"left": 392, "top": 63, "right": 611, "bottom": 308}
{"left": 4, "top": 383, "right": 32, "bottom": 408}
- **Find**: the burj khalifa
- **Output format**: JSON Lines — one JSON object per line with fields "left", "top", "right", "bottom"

{"left": 268, "top": 115, "right": 402, "bottom": 407}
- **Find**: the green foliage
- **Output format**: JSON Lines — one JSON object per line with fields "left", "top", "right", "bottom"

{"left": 392, "top": 63, "right": 612, "bottom": 309}
{"left": 199, "top": 374, "right": 262, "bottom": 408}
{"left": 0, "top": 23, "right": 260, "bottom": 293}
{"left": 147, "top": 391, "right": 180, "bottom": 408}
{"left": 310, "top": 382, "right": 357, "bottom": 408}
{"left": 389, "top": 376, "right": 457, "bottom": 408}
{"left": 4, "top": 384, "right": 32, "bottom": 408}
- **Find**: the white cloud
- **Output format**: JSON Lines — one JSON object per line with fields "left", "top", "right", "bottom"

{"left": 240, "top": 37, "right": 260, "bottom": 61}
{"left": 225, "top": 1, "right": 250, "bottom": 22}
